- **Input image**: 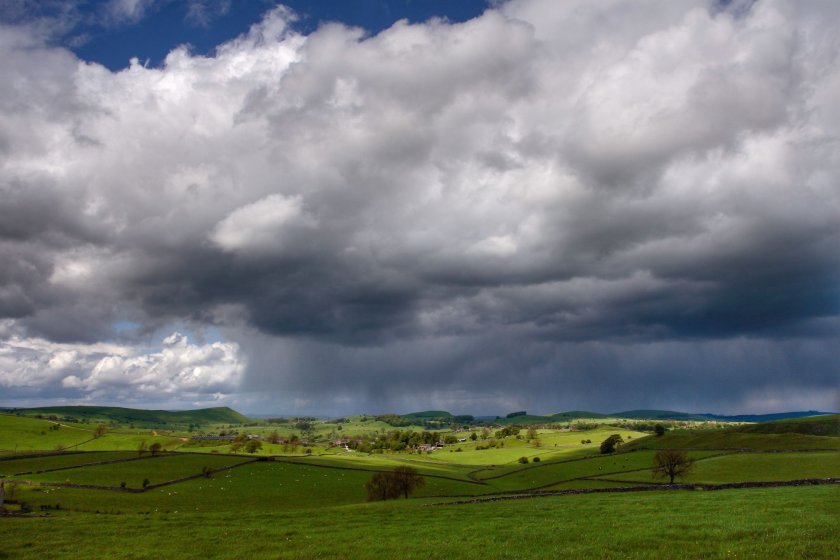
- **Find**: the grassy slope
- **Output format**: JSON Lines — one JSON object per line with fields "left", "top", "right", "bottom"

{"left": 624, "top": 430, "right": 840, "bottom": 451}
{"left": 730, "top": 414, "right": 839, "bottom": 436}
{"left": 3, "top": 485, "right": 837, "bottom": 559}
{"left": 21, "top": 453, "right": 251, "bottom": 488}
{"left": 603, "top": 451, "right": 840, "bottom": 485}
{"left": 0, "top": 415, "right": 94, "bottom": 454}
{"left": 0, "top": 451, "right": 137, "bottom": 476}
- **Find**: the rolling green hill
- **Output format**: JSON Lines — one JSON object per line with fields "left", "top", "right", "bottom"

{"left": 550, "top": 411, "right": 608, "bottom": 420}
{"left": 5, "top": 406, "right": 251, "bottom": 426}
{"left": 402, "top": 410, "right": 454, "bottom": 418}
{"left": 611, "top": 410, "right": 710, "bottom": 421}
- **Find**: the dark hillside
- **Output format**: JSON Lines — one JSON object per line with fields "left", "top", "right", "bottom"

{"left": 6, "top": 406, "right": 251, "bottom": 426}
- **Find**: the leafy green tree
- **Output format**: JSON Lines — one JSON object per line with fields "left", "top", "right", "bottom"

{"left": 599, "top": 434, "right": 624, "bottom": 454}
{"left": 654, "top": 424, "right": 666, "bottom": 437}
{"left": 148, "top": 442, "right": 162, "bottom": 455}
{"left": 245, "top": 439, "right": 263, "bottom": 454}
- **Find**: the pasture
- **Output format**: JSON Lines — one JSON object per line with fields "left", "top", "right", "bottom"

{"left": 1, "top": 410, "right": 837, "bottom": 559}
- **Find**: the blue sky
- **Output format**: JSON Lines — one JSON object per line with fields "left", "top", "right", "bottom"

{"left": 8, "top": 1, "right": 489, "bottom": 71}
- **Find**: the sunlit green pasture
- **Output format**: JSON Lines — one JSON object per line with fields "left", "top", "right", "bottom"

{"left": 279, "top": 452, "right": 485, "bottom": 484}
{"left": 0, "top": 415, "right": 94, "bottom": 454}
{"left": 73, "top": 431, "right": 186, "bottom": 452}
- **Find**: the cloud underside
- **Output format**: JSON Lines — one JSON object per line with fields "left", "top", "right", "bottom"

{"left": 0, "top": 0, "right": 839, "bottom": 414}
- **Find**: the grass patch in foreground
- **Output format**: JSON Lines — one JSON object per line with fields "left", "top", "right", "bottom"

{"left": 2, "top": 485, "right": 837, "bottom": 559}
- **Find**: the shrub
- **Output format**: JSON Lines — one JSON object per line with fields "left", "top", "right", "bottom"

{"left": 532, "top": 456, "right": 541, "bottom": 462}
{"left": 518, "top": 456, "right": 529, "bottom": 464}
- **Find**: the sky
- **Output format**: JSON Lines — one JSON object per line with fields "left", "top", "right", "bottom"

{"left": 0, "top": 0, "right": 838, "bottom": 417}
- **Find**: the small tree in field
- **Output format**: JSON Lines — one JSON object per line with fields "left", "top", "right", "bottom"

{"left": 245, "top": 439, "right": 262, "bottom": 454}
{"left": 148, "top": 442, "right": 162, "bottom": 455}
{"left": 652, "top": 449, "right": 693, "bottom": 484}
{"left": 654, "top": 424, "right": 666, "bottom": 437}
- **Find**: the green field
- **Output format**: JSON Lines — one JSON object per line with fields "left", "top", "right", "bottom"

{"left": 22, "top": 453, "right": 252, "bottom": 488}
{"left": 1, "top": 408, "right": 838, "bottom": 558}
{"left": 2, "top": 485, "right": 836, "bottom": 559}
{"left": 0, "top": 415, "right": 96, "bottom": 454}
{"left": 0, "top": 451, "right": 137, "bottom": 476}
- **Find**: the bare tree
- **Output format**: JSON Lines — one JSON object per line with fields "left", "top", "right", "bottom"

{"left": 652, "top": 449, "right": 693, "bottom": 484}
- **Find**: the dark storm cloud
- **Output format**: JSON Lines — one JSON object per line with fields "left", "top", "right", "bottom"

{"left": 0, "top": 1, "right": 839, "bottom": 413}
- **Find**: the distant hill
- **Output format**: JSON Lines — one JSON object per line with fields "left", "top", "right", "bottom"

{"left": 5, "top": 406, "right": 251, "bottom": 426}
{"left": 701, "top": 411, "right": 836, "bottom": 423}
{"left": 550, "top": 411, "right": 608, "bottom": 420}
{"left": 611, "top": 410, "right": 710, "bottom": 421}
{"left": 402, "top": 410, "right": 454, "bottom": 418}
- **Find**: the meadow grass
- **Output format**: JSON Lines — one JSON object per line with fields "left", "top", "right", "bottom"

{"left": 0, "top": 415, "right": 94, "bottom": 454}
{"left": 0, "top": 451, "right": 137, "bottom": 476}
{"left": 2, "top": 485, "right": 837, "bottom": 559}
{"left": 603, "top": 451, "right": 840, "bottom": 485}
{"left": 473, "top": 450, "right": 723, "bottom": 491}
{"left": 19, "top": 453, "right": 251, "bottom": 488}
{"left": 73, "top": 432, "right": 186, "bottom": 452}
{"left": 625, "top": 430, "right": 840, "bottom": 450}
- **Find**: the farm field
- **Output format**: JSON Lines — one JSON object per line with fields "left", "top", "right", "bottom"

{"left": 22, "top": 453, "right": 253, "bottom": 488}
{"left": 1, "top": 410, "right": 837, "bottom": 558}
{"left": 0, "top": 451, "right": 137, "bottom": 476}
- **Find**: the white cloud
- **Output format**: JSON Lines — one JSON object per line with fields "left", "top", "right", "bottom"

{"left": 104, "top": 0, "right": 156, "bottom": 24}
{"left": 0, "top": 332, "right": 245, "bottom": 401}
